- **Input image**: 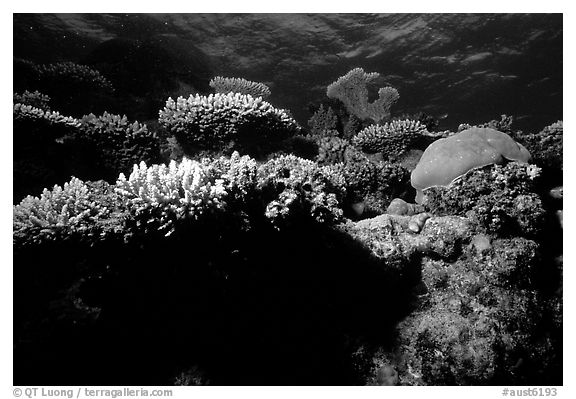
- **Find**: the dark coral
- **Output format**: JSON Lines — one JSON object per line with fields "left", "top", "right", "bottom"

{"left": 352, "top": 119, "right": 430, "bottom": 161}
{"left": 422, "top": 162, "right": 545, "bottom": 237}
{"left": 73, "top": 112, "right": 162, "bottom": 180}
{"left": 159, "top": 93, "right": 301, "bottom": 159}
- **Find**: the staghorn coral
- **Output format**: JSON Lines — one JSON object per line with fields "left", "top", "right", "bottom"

{"left": 209, "top": 76, "right": 271, "bottom": 99}
{"left": 411, "top": 127, "right": 531, "bottom": 204}
{"left": 13, "top": 90, "right": 51, "bottom": 110}
{"left": 422, "top": 162, "right": 545, "bottom": 237}
{"left": 75, "top": 112, "right": 162, "bottom": 179}
{"left": 327, "top": 68, "right": 399, "bottom": 123}
{"left": 352, "top": 119, "right": 430, "bottom": 159}
{"left": 159, "top": 92, "right": 301, "bottom": 157}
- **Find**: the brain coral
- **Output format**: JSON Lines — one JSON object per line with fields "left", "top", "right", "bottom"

{"left": 411, "top": 127, "right": 531, "bottom": 204}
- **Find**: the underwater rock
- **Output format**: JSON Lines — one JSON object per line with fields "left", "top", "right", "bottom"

{"left": 411, "top": 127, "right": 531, "bottom": 204}
{"left": 421, "top": 162, "right": 544, "bottom": 237}
{"left": 387, "top": 198, "right": 424, "bottom": 216}
{"left": 376, "top": 364, "right": 399, "bottom": 386}
{"left": 373, "top": 233, "right": 559, "bottom": 385}
{"left": 408, "top": 213, "right": 431, "bottom": 233}
{"left": 339, "top": 214, "right": 474, "bottom": 273}
{"left": 517, "top": 121, "right": 563, "bottom": 173}
{"left": 471, "top": 234, "right": 492, "bottom": 255}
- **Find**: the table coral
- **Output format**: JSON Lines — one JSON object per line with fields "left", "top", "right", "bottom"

{"left": 352, "top": 119, "right": 430, "bottom": 160}
{"left": 209, "top": 76, "right": 271, "bottom": 99}
{"left": 159, "top": 93, "right": 301, "bottom": 157}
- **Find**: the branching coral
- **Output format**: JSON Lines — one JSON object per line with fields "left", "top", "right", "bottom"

{"left": 75, "top": 112, "right": 162, "bottom": 178}
{"left": 159, "top": 93, "right": 301, "bottom": 156}
{"left": 209, "top": 76, "right": 271, "bottom": 99}
{"left": 257, "top": 155, "right": 346, "bottom": 226}
{"left": 308, "top": 104, "right": 339, "bottom": 137}
{"left": 13, "top": 177, "right": 107, "bottom": 246}
{"left": 14, "top": 60, "right": 115, "bottom": 116}
{"left": 34, "top": 61, "right": 114, "bottom": 94}
{"left": 327, "top": 68, "right": 399, "bottom": 123}
{"left": 316, "top": 136, "right": 352, "bottom": 165}
{"left": 115, "top": 158, "right": 229, "bottom": 236}
{"left": 13, "top": 103, "right": 81, "bottom": 131}
{"left": 352, "top": 119, "right": 430, "bottom": 159}
{"left": 13, "top": 90, "right": 51, "bottom": 110}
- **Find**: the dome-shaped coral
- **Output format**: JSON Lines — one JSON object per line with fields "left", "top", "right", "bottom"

{"left": 411, "top": 127, "right": 531, "bottom": 204}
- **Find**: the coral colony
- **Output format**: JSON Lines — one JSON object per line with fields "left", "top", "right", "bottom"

{"left": 13, "top": 62, "right": 562, "bottom": 386}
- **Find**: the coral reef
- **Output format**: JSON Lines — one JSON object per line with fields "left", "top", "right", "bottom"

{"left": 12, "top": 52, "right": 561, "bottom": 386}
{"left": 159, "top": 93, "right": 301, "bottom": 157}
{"left": 209, "top": 76, "right": 271, "bottom": 99}
{"left": 411, "top": 127, "right": 531, "bottom": 204}
{"left": 327, "top": 68, "right": 399, "bottom": 123}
